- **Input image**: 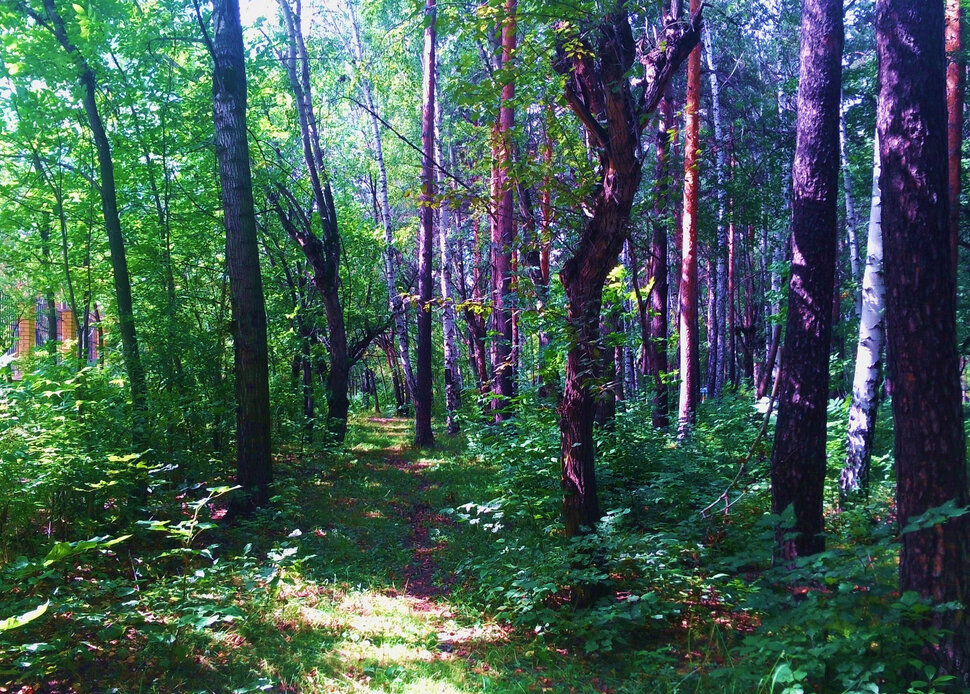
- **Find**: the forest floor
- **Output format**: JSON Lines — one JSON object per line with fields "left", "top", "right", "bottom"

{"left": 162, "top": 415, "right": 626, "bottom": 693}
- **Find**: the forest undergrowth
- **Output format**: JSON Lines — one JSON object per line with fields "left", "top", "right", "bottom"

{"left": 0, "top": 369, "right": 958, "bottom": 693}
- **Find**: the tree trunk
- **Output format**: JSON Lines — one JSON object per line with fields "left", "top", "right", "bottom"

{"left": 211, "top": 0, "right": 273, "bottom": 508}
{"left": 642, "top": 91, "right": 674, "bottom": 428}
{"left": 841, "top": 134, "right": 884, "bottom": 502}
{"left": 414, "top": 0, "right": 437, "bottom": 447}
{"left": 489, "top": 0, "right": 517, "bottom": 421}
{"left": 677, "top": 0, "right": 703, "bottom": 436}
{"left": 39, "top": 0, "right": 148, "bottom": 450}
{"left": 554, "top": 4, "right": 701, "bottom": 550}
{"left": 839, "top": 98, "right": 861, "bottom": 315}
{"left": 703, "top": 21, "right": 728, "bottom": 397}
{"left": 770, "top": 0, "right": 842, "bottom": 561}
{"left": 878, "top": 0, "right": 970, "bottom": 679}
{"left": 438, "top": 146, "right": 462, "bottom": 434}
{"left": 277, "top": 0, "right": 352, "bottom": 441}
{"left": 947, "top": 0, "right": 964, "bottom": 284}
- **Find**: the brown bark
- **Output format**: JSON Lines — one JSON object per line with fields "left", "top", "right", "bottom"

{"left": 210, "top": 0, "right": 273, "bottom": 507}
{"left": 489, "top": 0, "right": 518, "bottom": 420}
{"left": 770, "top": 0, "right": 843, "bottom": 561}
{"left": 878, "top": 0, "right": 970, "bottom": 679}
{"left": 554, "top": 4, "right": 701, "bottom": 550}
{"left": 677, "top": 0, "right": 702, "bottom": 435}
{"left": 415, "top": 0, "right": 436, "bottom": 447}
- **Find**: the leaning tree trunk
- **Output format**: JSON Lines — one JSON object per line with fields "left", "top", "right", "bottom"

{"left": 210, "top": 0, "right": 273, "bottom": 508}
{"left": 489, "top": 0, "right": 517, "bottom": 421}
{"left": 878, "top": 0, "right": 970, "bottom": 680}
{"left": 677, "top": 0, "right": 703, "bottom": 436}
{"left": 553, "top": 3, "right": 701, "bottom": 550}
{"left": 37, "top": 0, "right": 148, "bottom": 450}
{"left": 840, "top": 136, "right": 884, "bottom": 503}
{"left": 278, "top": 0, "right": 352, "bottom": 441}
{"left": 770, "top": 0, "right": 843, "bottom": 562}
{"left": 414, "top": 0, "right": 436, "bottom": 447}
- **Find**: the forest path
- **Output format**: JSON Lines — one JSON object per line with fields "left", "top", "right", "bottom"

{"left": 230, "top": 415, "right": 553, "bottom": 693}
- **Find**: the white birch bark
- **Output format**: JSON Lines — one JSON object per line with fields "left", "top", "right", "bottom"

{"left": 841, "top": 133, "right": 884, "bottom": 500}
{"left": 840, "top": 96, "right": 862, "bottom": 316}
{"left": 703, "top": 22, "right": 728, "bottom": 396}
{"left": 437, "top": 95, "right": 462, "bottom": 434}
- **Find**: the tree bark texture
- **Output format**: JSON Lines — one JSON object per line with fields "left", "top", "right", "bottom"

{"left": 677, "top": 0, "right": 702, "bottom": 436}
{"left": 703, "top": 21, "right": 727, "bottom": 397}
{"left": 438, "top": 143, "right": 462, "bottom": 434}
{"left": 770, "top": 0, "right": 842, "bottom": 561}
{"left": 947, "top": 0, "right": 963, "bottom": 283}
{"left": 554, "top": 5, "right": 701, "bottom": 542}
{"left": 489, "top": 0, "right": 517, "bottom": 421}
{"left": 841, "top": 136, "right": 884, "bottom": 502}
{"left": 878, "top": 0, "right": 970, "bottom": 679}
{"left": 414, "top": 0, "right": 436, "bottom": 446}
{"left": 211, "top": 0, "right": 273, "bottom": 507}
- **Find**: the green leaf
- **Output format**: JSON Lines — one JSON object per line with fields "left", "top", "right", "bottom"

{"left": 0, "top": 601, "right": 49, "bottom": 631}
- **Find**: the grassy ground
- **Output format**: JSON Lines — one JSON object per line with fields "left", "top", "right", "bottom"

{"left": 146, "top": 415, "right": 631, "bottom": 693}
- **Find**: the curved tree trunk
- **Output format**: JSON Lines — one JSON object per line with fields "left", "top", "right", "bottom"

{"left": 554, "top": 4, "right": 701, "bottom": 547}
{"left": 38, "top": 0, "right": 148, "bottom": 450}
{"left": 770, "top": 0, "right": 842, "bottom": 561}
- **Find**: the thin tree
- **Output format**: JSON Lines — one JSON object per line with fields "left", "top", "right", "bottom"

{"left": 841, "top": 135, "right": 883, "bottom": 502}
{"left": 770, "top": 0, "right": 842, "bottom": 560}
{"left": 677, "top": 0, "right": 702, "bottom": 435}
{"left": 25, "top": 0, "right": 148, "bottom": 450}
{"left": 414, "top": 0, "right": 436, "bottom": 446}
{"left": 207, "top": 0, "right": 273, "bottom": 507}
{"left": 349, "top": 4, "right": 418, "bottom": 408}
{"left": 275, "top": 0, "right": 354, "bottom": 441}
{"left": 489, "top": 0, "right": 517, "bottom": 421}
{"left": 878, "top": 0, "right": 970, "bottom": 679}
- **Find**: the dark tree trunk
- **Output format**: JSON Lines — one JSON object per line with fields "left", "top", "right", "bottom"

{"left": 554, "top": 6, "right": 701, "bottom": 553}
{"left": 414, "top": 0, "right": 436, "bottom": 447}
{"left": 947, "top": 0, "right": 963, "bottom": 283}
{"left": 276, "top": 0, "right": 357, "bottom": 441}
{"left": 644, "top": 90, "right": 672, "bottom": 429}
{"left": 770, "top": 0, "right": 843, "bottom": 561}
{"left": 878, "top": 0, "right": 970, "bottom": 680}
{"left": 211, "top": 0, "right": 273, "bottom": 508}
{"left": 37, "top": 0, "right": 148, "bottom": 449}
